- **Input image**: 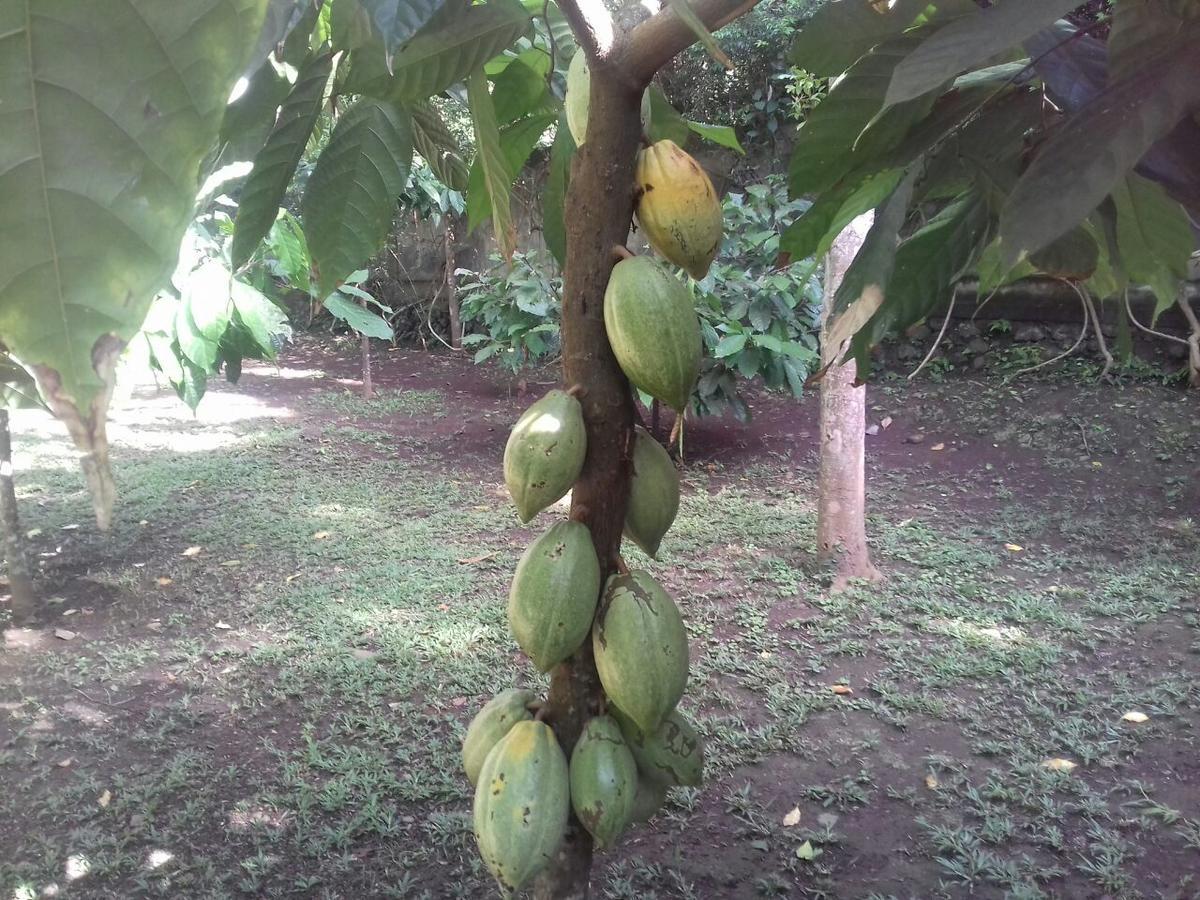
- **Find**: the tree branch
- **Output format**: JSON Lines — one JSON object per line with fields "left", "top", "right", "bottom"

{"left": 622, "top": 0, "right": 762, "bottom": 86}
{"left": 556, "top": 0, "right": 617, "bottom": 65}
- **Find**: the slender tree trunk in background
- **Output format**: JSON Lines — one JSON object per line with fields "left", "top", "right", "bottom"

{"left": 817, "top": 213, "right": 882, "bottom": 592}
{"left": 445, "top": 218, "right": 462, "bottom": 350}
{"left": 360, "top": 330, "right": 373, "bottom": 399}
{"left": 0, "top": 409, "right": 35, "bottom": 624}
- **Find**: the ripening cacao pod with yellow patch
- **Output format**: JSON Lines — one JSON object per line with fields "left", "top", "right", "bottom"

{"left": 473, "top": 720, "right": 570, "bottom": 893}
{"left": 634, "top": 140, "right": 723, "bottom": 280}
{"left": 461, "top": 688, "right": 536, "bottom": 786}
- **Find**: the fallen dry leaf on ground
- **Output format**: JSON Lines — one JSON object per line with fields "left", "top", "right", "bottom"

{"left": 783, "top": 807, "right": 801, "bottom": 827}
{"left": 830, "top": 685, "right": 853, "bottom": 695}
{"left": 1121, "top": 711, "right": 1149, "bottom": 724}
{"left": 1041, "top": 758, "right": 1077, "bottom": 773}
{"left": 181, "top": 546, "right": 202, "bottom": 557}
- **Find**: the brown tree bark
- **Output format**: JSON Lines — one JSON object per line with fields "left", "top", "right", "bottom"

{"left": 445, "top": 218, "right": 462, "bottom": 350}
{"left": 817, "top": 214, "right": 882, "bottom": 592}
{"left": 0, "top": 409, "right": 36, "bottom": 623}
{"left": 529, "top": 0, "right": 760, "bottom": 896}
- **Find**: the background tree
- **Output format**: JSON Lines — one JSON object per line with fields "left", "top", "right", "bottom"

{"left": 782, "top": 0, "right": 1200, "bottom": 582}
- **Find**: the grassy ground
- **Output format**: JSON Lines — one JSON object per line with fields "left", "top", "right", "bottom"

{"left": 2, "top": 346, "right": 1198, "bottom": 899}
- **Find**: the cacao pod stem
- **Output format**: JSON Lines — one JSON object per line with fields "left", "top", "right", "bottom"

{"left": 612, "top": 244, "right": 635, "bottom": 261}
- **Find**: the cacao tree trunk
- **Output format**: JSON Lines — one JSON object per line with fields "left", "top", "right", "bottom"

{"left": 817, "top": 214, "right": 882, "bottom": 592}
{"left": 0, "top": 409, "right": 36, "bottom": 623}
{"left": 531, "top": 41, "right": 642, "bottom": 900}
{"left": 445, "top": 218, "right": 462, "bottom": 350}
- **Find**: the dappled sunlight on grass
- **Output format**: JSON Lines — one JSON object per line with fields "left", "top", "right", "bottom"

{"left": 926, "top": 617, "right": 1029, "bottom": 647}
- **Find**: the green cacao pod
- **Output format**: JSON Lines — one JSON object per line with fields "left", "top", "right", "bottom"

{"left": 634, "top": 139, "right": 723, "bottom": 280}
{"left": 462, "top": 689, "right": 536, "bottom": 786}
{"left": 604, "top": 256, "right": 701, "bottom": 413}
{"left": 613, "top": 706, "right": 704, "bottom": 788}
{"left": 592, "top": 570, "right": 689, "bottom": 734}
{"left": 503, "top": 390, "right": 586, "bottom": 523}
{"left": 473, "top": 720, "right": 570, "bottom": 893}
{"left": 508, "top": 521, "right": 602, "bottom": 671}
{"left": 569, "top": 715, "right": 638, "bottom": 849}
{"left": 565, "top": 52, "right": 651, "bottom": 147}
{"left": 629, "top": 775, "right": 669, "bottom": 823}
{"left": 625, "top": 427, "right": 679, "bottom": 558}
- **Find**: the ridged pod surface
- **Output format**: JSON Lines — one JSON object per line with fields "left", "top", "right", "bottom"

{"left": 462, "top": 688, "right": 536, "bottom": 786}
{"left": 503, "top": 390, "right": 586, "bottom": 522}
{"left": 569, "top": 715, "right": 638, "bottom": 848}
{"left": 613, "top": 706, "right": 704, "bottom": 787}
{"left": 634, "top": 139, "right": 723, "bottom": 280}
{"left": 565, "top": 52, "right": 650, "bottom": 147}
{"left": 473, "top": 720, "right": 570, "bottom": 893}
{"left": 624, "top": 427, "right": 679, "bottom": 558}
{"left": 508, "top": 521, "right": 602, "bottom": 671}
{"left": 592, "top": 570, "right": 689, "bottom": 734}
{"left": 604, "top": 256, "right": 701, "bottom": 412}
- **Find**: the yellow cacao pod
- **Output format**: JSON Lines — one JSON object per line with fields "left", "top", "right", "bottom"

{"left": 634, "top": 140, "right": 723, "bottom": 280}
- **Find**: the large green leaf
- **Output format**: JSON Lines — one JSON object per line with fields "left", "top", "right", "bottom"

{"left": 323, "top": 292, "right": 394, "bottom": 338}
{"left": 1112, "top": 173, "right": 1194, "bottom": 318}
{"left": 686, "top": 121, "right": 744, "bottom": 154}
{"left": 411, "top": 100, "right": 471, "bottom": 192}
{"left": 789, "top": 32, "right": 938, "bottom": 198}
{"left": 647, "top": 85, "right": 692, "bottom": 146}
{"left": 303, "top": 99, "right": 414, "bottom": 297}
{"left": 882, "top": 0, "right": 1079, "bottom": 109}
{"left": 544, "top": 115, "right": 576, "bottom": 268}
{"left": 833, "top": 168, "right": 917, "bottom": 315}
{"left": 176, "top": 264, "right": 233, "bottom": 372}
{"left": 778, "top": 169, "right": 903, "bottom": 264}
{"left": 466, "top": 110, "right": 555, "bottom": 232}
{"left": 491, "top": 57, "right": 554, "bottom": 125}
{"left": 851, "top": 190, "right": 989, "bottom": 361}
{"left": 233, "top": 50, "right": 333, "bottom": 269}
{"left": 467, "top": 70, "right": 517, "bottom": 258}
{"left": 360, "top": 0, "right": 449, "bottom": 63}
{"left": 343, "top": 0, "right": 531, "bottom": 104}
{"left": 998, "top": 32, "right": 1200, "bottom": 266}
{"left": 0, "top": 0, "right": 267, "bottom": 528}
{"left": 331, "top": 0, "right": 376, "bottom": 50}
{"left": 789, "top": 0, "right": 932, "bottom": 76}
{"left": 219, "top": 57, "right": 294, "bottom": 160}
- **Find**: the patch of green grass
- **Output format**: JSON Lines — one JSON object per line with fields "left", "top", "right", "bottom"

{"left": 312, "top": 387, "right": 446, "bottom": 419}
{"left": 3, "top": 374, "right": 1199, "bottom": 899}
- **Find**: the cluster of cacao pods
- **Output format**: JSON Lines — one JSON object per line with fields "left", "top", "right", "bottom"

{"left": 463, "top": 55, "right": 723, "bottom": 894}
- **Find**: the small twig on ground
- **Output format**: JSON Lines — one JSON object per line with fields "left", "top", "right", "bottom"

{"left": 1074, "top": 419, "right": 1091, "bottom": 456}
{"left": 73, "top": 687, "right": 135, "bottom": 708}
